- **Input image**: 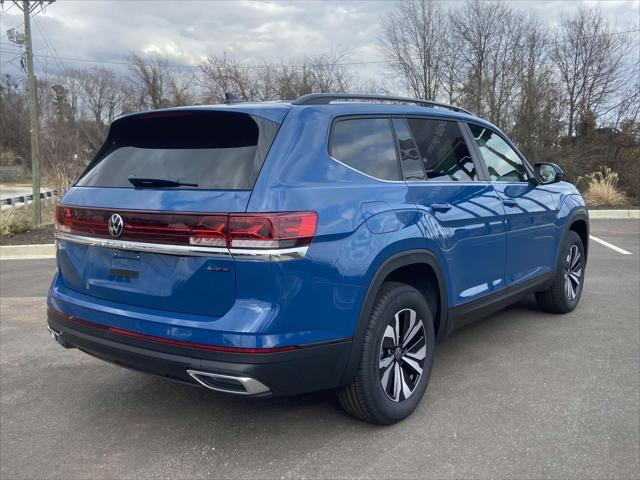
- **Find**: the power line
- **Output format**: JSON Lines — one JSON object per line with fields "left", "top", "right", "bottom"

{"left": 7, "top": 26, "right": 640, "bottom": 72}
{"left": 31, "top": 15, "right": 105, "bottom": 151}
{"left": 33, "top": 15, "right": 63, "bottom": 70}
{"left": 0, "top": 52, "right": 23, "bottom": 68}
{"left": 0, "top": 1, "right": 17, "bottom": 16}
{"left": 3, "top": 19, "right": 639, "bottom": 72}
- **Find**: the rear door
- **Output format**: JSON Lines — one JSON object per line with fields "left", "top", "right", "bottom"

{"left": 465, "top": 123, "right": 557, "bottom": 286}
{"left": 394, "top": 117, "right": 507, "bottom": 307}
{"left": 56, "top": 109, "right": 281, "bottom": 317}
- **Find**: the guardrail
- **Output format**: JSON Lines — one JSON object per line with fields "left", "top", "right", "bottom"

{"left": 0, "top": 191, "right": 58, "bottom": 210}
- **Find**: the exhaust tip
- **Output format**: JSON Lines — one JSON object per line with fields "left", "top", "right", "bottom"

{"left": 47, "top": 326, "right": 61, "bottom": 343}
{"left": 187, "top": 370, "right": 270, "bottom": 396}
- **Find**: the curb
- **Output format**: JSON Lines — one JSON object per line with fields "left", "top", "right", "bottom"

{"left": 589, "top": 210, "right": 639, "bottom": 219}
{"left": 0, "top": 244, "right": 56, "bottom": 260}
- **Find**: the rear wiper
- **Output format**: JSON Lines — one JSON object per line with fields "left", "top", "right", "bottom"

{"left": 128, "top": 177, "right": 198, "bottom": 188}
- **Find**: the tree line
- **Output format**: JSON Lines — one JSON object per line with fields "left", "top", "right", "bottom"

{"left": 0, "top": 0, "right": 638, "bottom": 201}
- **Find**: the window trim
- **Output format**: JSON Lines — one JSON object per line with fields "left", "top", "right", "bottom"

{"left": 463, "top": 122, "right": 535, "bottom": 184}
{"left": 392, "top": 115, "right": 485, "bottom": 183}
{"left": 391, "top": 117, "right": 426, "bottom": 181}
{"left": 328, "top": 115, "right": 402, "bottom": 182}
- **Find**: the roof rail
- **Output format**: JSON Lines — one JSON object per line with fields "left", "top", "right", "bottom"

{"left": 291, "top": 93, "right": 472, "bottom": 115}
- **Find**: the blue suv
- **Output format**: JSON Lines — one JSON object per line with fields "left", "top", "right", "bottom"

{"left": 47, "top": 93, "right": 589, "bottom": 424}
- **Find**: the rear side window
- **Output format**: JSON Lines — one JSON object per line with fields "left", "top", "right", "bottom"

{"left": 468, "top": 124, "right": 530, "bottom": 182}
{"left": 76, "top": 111, "right": 279, "bottom": 190}
{"left": 406, "top": 118, "right": 478, "bottom": 182}
{"left": 330, "top": 118, "right": 399, "bottom": 181}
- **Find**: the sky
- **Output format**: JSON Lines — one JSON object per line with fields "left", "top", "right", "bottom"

{"left": 0, "top": 0, "right": 638, "bottom": 82}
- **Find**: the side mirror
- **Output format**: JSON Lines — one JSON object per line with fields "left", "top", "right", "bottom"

{"left": 534, "top": 162, "right": 565, "bottom": 185}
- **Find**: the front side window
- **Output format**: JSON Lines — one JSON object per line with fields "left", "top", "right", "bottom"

{"left": 468, "top": 124, "right": 530, "bottom": 182}
{"left": 406, "top": 118, "right": 478, "bottom": 182}
{"left": 330, "top": 118, "right": 399, "bottom": 181}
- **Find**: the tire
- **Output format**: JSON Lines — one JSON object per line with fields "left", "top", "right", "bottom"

{"left": 535, "top": 230, "right": 586, "bottom": 314}
{"left": 337, "top": 282, "right": 435, "bottom": 425}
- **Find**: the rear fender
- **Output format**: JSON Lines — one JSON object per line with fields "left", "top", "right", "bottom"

{"left": 339, "top": 249, "right": 447, "bottom": 386}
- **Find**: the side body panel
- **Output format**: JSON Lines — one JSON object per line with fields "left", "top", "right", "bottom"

{"left": 408, "top": 183, "right": 507, "bottom": 306}
{"left": 491, "top": 182, "right": 557, "bottom": 286}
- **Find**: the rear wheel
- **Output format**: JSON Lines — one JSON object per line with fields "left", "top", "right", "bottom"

{"left": 338, "top": 282, "right": 435, "bottom": 424}
{"left": 535, "top": 230, "right": 585, "bottom": 313}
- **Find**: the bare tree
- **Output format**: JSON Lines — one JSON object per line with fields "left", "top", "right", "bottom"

{"left": 40, "top": 127, "right": 84, "bottom": 193}
{"left": 510, "top": 17, "right": 564, "bottom": 159}
{"left": 127, "top": 52, "right": 194, "bottom": 109}
{"left": 551, "top": 7, "right": 633, "bottom": 138}
{"left": 304, "top": 50, "right": 352, "bottom": 94}
{"left": 73, "top": 67, "right": 122, "bottom": 124}
{"left": 379, "top": 0, "right": 446, "bottom": 100}
{"left": 198, "top": 53, "right": 260, "bottom": 102}
{"left": 0, "top": 76, "right": 30, "bottom": 173}
{"left": 440, "top": 32, "right": 465, "bottom": 105}
{"left": 450, "top": 0, "right": 522, "bottom": 122}
{"left": 198, "top": 49, "right": 352, "bottom": 102}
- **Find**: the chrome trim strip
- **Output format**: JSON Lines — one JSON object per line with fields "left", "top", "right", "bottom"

{"left": 329, "top": 155, "right": 405, "bottom": 183}
{"left": 187, "top": 370, "right": 271, "bottom": 396}
{"left": 55, "top": 232, "right": 308, "bottom": 261}
{"left": 55, "top": 232, "right": 231, "bottom": 257}
{"left": 229, "top": 246, "right": 308, "bottom": 261}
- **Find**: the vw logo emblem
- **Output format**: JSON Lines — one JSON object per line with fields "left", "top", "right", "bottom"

{"left": 108, "top": 213, "right": 124, "bottom": 237}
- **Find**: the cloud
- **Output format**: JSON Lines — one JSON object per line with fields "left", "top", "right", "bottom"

{"left": 0, "top": 0, "right": 636, "bottom": 80}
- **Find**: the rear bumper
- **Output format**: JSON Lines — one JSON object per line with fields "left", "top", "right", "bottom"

{"left": 47, "top": 310, "right": 352, "bottom": 397}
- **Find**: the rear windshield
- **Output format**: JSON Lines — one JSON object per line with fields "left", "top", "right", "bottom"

{"left": 76, "top": 111, "right": 280, "bottom": 190}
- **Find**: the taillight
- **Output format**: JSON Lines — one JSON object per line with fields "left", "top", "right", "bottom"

{"left": 55, "top": 205, "right": 317, "bottom": 251}
{"left": 228, "top": 212, "right": 317, "bottom": 249}
{"left": 54, "top": 205, "right": 73, "bottom": 233}
{"left": 188, "top": 216, "right": 227, "bottom": 247}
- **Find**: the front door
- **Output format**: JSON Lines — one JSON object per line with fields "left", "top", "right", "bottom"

{"left": 393, "top": 117, "right": 507, "bottom": 308}
{"left": 466, "top": 123, "right": 557, "bottom": 286}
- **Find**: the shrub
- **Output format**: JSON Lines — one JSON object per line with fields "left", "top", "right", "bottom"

{"left": 0, "top": 210, "right": 32, "bottom": 236}
{"left": 579, "top": 167, "right": 629, "bottom": 208}
{"left": 0, "top": 203, "right": 56, "bottom": 237}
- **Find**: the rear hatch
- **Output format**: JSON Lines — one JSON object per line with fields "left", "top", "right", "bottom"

{"left": 56, "top": 108, "right": 282, "bottom": 317}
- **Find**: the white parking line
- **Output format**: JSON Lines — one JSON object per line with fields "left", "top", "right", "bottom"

{"left": 0, "top": 255, "right": 56, "bottom": 260}
{"left": 590, "top": 235, "right": 633, "bottom": 255}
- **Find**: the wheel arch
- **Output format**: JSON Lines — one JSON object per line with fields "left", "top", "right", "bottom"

{"left": 339, "top": 249, "right": 448, "bottom": 386}
{"left": 569, "top": 216, "right": 589, "bottom": 261}
{"left": 558, "top": 207, "right": 589, "bottom": 268}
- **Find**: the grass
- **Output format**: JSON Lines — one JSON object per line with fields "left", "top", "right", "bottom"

{"left": 0, "top": 203, "right": 56, "bottom": 237}
{"left": 579, "top": 167, "right": 630, "bottom": 208}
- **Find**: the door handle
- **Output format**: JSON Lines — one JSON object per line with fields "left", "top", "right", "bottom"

{"left": 430, "top": 202, "right": 452, "bottom": 212}
{"left": 502, "top": 199, "right": 518, "bottom": 207}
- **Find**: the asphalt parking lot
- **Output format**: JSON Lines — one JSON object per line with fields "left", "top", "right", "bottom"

{"left": 1, "top": 219, "right": 638, "bottom": 479}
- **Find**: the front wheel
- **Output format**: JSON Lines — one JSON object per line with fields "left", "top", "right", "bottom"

{"left": 536, "top": 230, "right": 586, "bottom": 313}
{"left": 337, "top": 282, "right": 435, "bottom": 424}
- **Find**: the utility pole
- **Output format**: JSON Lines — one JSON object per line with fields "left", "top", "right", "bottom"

{"left": 10, "top": 1, "right": 54, "bottom": 226}
{"left": 23, "top": 0, "right": 41, "bottom": 225}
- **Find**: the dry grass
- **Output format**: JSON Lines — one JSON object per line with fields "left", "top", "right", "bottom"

{"left": 0, "top": 203, "right": 56, "bottom": 237}
{"left": 579, "top": 167, "right": 629, "bottom": 208}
